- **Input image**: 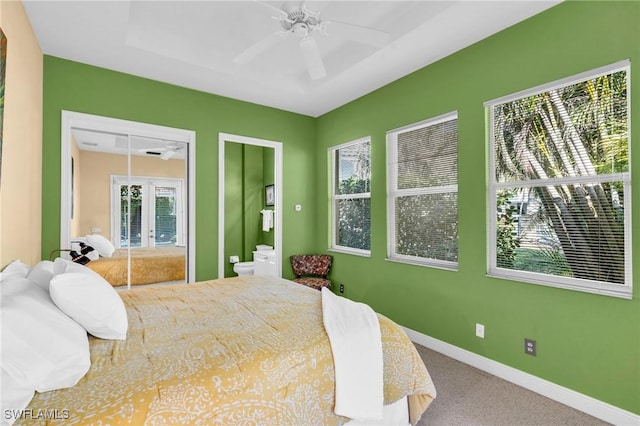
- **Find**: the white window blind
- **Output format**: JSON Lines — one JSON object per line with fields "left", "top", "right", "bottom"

{"left": 486, "top": 60, "right": 632, "bottom": 298}
{"left": 387, "top": 112, "right": 458, "bottom": 269}
{"left": 330, "top": 137, "right": 371, "bottom": 255}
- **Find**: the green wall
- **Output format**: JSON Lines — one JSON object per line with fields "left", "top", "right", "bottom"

{"left": 315, "top": 1, "right": 639, "bottom": 415}
{"left": 241, "top": 144, "right": 263, "bottom": 262}
{"left": 224, "top": 142, "right": 244, "bottom": 278}
{"left": 262, "top": 147, "right": 275, "bottom": 248}
{"left": 42, "top": 56, "right": 317, "bottom": 281}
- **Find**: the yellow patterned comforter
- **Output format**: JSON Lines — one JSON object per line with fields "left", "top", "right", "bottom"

{"left": 86, "top": 246, "right": 185, "bottom": 287}
{"left": 21, "top": 276, "right": 436, "bottom": 425}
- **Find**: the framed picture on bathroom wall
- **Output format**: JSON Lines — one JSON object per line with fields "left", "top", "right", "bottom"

{"left": 265, "top": 184, "right": 275, "bottom": 207}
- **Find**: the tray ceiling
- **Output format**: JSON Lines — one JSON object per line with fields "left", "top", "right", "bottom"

{"left": 23, "top": 1, "right": 560, "bottom": 117}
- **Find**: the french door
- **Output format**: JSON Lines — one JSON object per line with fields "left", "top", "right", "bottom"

{"left": 112, "top": 176, "right": 185, "bottom": 249}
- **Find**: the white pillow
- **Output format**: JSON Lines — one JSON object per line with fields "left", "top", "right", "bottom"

{"left": 53, "top": 257, "right": 102, "bottom": 276}
{"left": 50, "top": 262, "right": 128, "bottom": 340}
{"left": 26, "top": 260, "right": 55, "bottom": 292}
{"left": 85, "top": 234, "right": 115, "bottom": 258}
{"left": 0, "top": 274, "right": 32, "bottom": 298}
{"left": 0, "top": 277, "right": 90, "bottom": 393}
{"left": 0, "top": 259, "right": 30, "bottom": 280}
{"left": 1, "top": 367, "right": 35, "bottom": 426}
{"left": 86, "top": 251, "right": 100, "bottom": 261}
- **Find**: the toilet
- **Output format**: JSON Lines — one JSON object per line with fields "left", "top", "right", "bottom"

{"left": 233, "top": 261, "right": 254, "bottom": 276}
{"left": 233, "top": 245, "right": 274, "bottom": 276}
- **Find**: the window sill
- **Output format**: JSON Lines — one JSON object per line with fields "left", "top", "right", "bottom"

{"left": 385, "top": 255, "right": 458, "bottom": 272}
{"left": 328, "top": 247, "right": 371, "bottom": 258}
{"left": 487, "top": 269, "right": 632, "bottom": 300}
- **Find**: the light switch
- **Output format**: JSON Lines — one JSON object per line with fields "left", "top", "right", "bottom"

{"left": 475, "top": 323, "right": 485, "bottom": 338}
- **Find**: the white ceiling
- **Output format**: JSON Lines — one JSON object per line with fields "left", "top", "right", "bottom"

{"left": 23, "top": 0, "right": 560, "bottom": 117}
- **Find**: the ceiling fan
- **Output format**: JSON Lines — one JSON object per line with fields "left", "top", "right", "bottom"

{"left": 233, "top": 1, "right": 391, "bottom": 80}
{"left": 137, "top": 144, "right": 183, "bottom": 160}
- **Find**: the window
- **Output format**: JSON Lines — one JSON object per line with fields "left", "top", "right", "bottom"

{"left": 386, "top": 112, "right": 458, "bottom": 269}
{"left": 330, "top": 137, "right": 371, "bottom": 255}
{"left": 487, "top": 60, "right": 631, "bottom": 298}
{"left": 112, "top": 176, "right": 185, "bottom": 249}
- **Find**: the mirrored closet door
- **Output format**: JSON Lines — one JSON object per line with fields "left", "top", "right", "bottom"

{"left": 61, "top": 112, "right": 195, "bottom": 289}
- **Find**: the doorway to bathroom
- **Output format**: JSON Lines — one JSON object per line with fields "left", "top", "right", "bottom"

{"left": 218, "top": 133, "right": 283, "bottom": 279}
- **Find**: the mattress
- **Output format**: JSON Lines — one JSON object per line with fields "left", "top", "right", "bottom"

{"left": 86, "top": 246, "right": 185, "bottom": 286}
{"left": 20, "top": 276, "right": 435, "bottom": 425}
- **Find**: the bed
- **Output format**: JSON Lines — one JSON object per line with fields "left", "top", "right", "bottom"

{"left": 17, "top": 275, "right": 436, "bottom": 425}
{"left": 86, "top": 246, "right": 185, "bottom": 286}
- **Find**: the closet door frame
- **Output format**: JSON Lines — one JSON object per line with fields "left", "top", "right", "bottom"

{"left": 60, "top": 111, "right": 196, "bottom": 284}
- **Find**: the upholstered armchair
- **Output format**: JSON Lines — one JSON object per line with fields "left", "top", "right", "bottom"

{"left": 289, "top": 254, "right": 333, "bottom": 290}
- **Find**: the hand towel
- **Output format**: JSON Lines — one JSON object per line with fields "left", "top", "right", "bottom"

{"left": 261, "top": 210, "right": 273, "bottom": 232}
{"left": 321, "top": 287, "right": 383, "bottom": 422}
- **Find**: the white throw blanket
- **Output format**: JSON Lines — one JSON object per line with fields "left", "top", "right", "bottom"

{"left": 321, "top": 287, "right": 383, "bottom": 422}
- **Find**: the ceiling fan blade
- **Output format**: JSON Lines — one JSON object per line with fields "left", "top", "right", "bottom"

{"left": 299, "top": 37, "right": 326, "bottom": 80}
{"left": 233, "top": 32, "right": 287, "bottom": 65}
{"left": 160, "top": 150, "right": 176, "bottom": 160}
{"left": 253, "top": 0, "right": 288, "bottom": 17}
{"left": 323, "top": 20, "right": 390, "bottom": 48}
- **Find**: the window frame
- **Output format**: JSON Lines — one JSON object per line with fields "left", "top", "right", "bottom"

{"left": 386, "top": 111, "right": 459, "bottom": 270}
{"left": 329, "top": 137, "right": 372, "bottom": 257}
{"left": 485, "top": 60, "right": 632, "bottom": 299}
{"left": 111, "top": 175, "right": 185, "bottom": 249}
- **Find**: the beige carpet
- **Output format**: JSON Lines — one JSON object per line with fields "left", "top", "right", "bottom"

{"left": 414, "top": 344, "right": 610, "bottom": 426}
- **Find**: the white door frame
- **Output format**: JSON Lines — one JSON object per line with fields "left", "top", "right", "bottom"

{"left": 61, "top": 111, "right": 196, "bottom": 283}
{"left": 218, "top": 133, "right": 283, "bottom": 279}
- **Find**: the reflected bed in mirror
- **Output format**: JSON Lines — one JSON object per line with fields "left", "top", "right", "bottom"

{"left": 85, "top": 246, "right": 185, "bottom": 287}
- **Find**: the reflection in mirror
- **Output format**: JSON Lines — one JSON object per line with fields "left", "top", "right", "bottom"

{"left": 69, "top": 128, "right": 187, "bottom": 288}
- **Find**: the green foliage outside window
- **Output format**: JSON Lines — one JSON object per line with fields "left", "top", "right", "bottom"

{"left": 494, "top": 70, "right": 628, "bottom": 284}
{"left": 496, "top": 190, "right": 520, "bottom": 269}
{"left": 337, "top": 177, "right": 370, "bottom": 251}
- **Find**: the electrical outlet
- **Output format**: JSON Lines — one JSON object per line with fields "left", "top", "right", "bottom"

{"left": 229, "top": 255, "right": 239, "bottom": 264}
{"left": 525, "top": 338, "right": 537, "bottom": 356}
{"left": 339, "top": 284, "right": 344, "bottom": 293}
{"left": 475, "top": 323, "right": 485, "bottom": 338}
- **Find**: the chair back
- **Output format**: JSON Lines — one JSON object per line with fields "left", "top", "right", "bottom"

{"left": 290, "top": 254, "right": 333, "bottom": 278}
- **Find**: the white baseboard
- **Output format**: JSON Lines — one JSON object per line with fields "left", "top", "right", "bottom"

{"left": 403, "top": 326, "right": 640, "bottom": 426}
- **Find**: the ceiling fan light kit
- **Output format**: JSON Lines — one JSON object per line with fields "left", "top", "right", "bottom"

{"left": 280, "top": 6, "right": 320, "bottom": 35}
{"left": 233, "top": 2, "right": 391, "bottom": 81}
